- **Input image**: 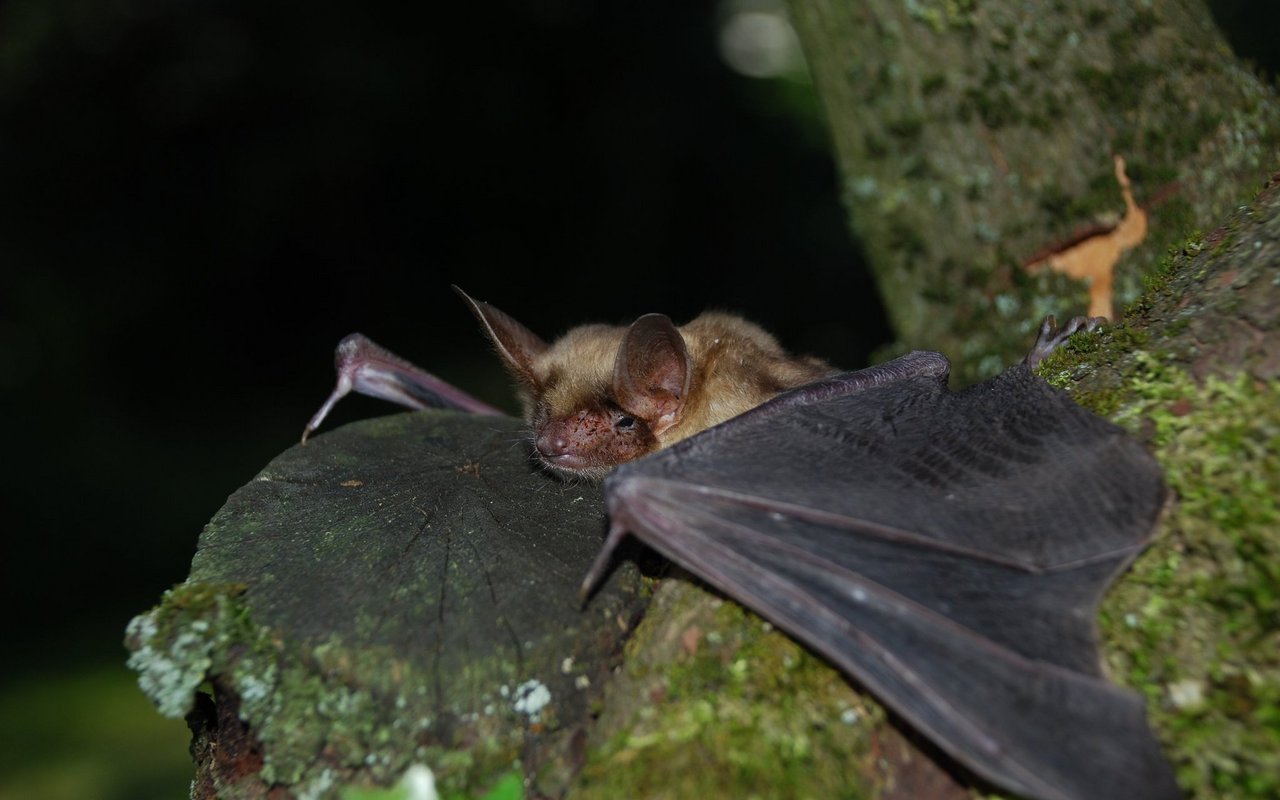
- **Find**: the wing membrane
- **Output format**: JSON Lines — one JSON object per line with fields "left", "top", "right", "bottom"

{"left": 601, "top": 357, "right": 1177, "bottom": 800}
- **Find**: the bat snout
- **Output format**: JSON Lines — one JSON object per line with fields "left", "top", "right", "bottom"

{"left": 534, "top": 427, "right": 596, "bottom": 473}
{"left": 535, "top": 431, "right": 573, "bottom": 458}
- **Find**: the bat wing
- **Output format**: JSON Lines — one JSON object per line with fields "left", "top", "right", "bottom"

{"left": 302, "top": 333, "right": 503, "bottom": 442}
{"left": 591, "top": 352, "right": 1179, "bottom": 800}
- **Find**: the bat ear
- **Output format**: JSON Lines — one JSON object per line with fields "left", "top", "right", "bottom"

{"left": 453, "top": 285, "right": 548, "bottom": 389}
{"left": 613, "top": 313, "right": 691, "bottom": 436}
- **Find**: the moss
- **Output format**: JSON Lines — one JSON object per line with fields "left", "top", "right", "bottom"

{"left": 1136, "top": 233, "right": 1203, "bottom": 300}
{"left": 1037, "top": 322, "right": 1149, "bottom": 404}
{"left": 1093, "top": 353, "right": 1280, "bottom": 799}
{"left": 1040, "top": 257, "right": 1280, "bottom": 798}
{"left": 886, "top": 115, "right": 924, "bottom": 141}
{"left": 1037, "top": 183, "right": 1072, "bottom": 218}
{"left": 863, "top": 132, "right": 889, "bottom": 159}
{"left": 1178, "top": 111, "right": 1226, "bottom": 160}
{"left": 1106, "top": 8, "right": 1156, "bottom": 54}
{"left": 1083, "top": 6, "right": 1110, "bottom": 28}
{"left": 885, "top": 211, "right": 928, "bottom": 259}
{"left": 903, "top": 0, "right": 977, "bottom": 35}
{"left": 126, "top": 580, "right": 533, "bottom": 798}
{"left": 125, "top": 582, "right": 255, "bottom": 719}
{"left": 574, "top": 584, "right": 878, "bottom": 799}
{"left": 1074, "top": 61, "right": 1160, "bottom": 115}
{"left": 341, "top": 767, "right": 524, "bottom": 800}
{"left": 921, "top": 73, "right": 947, "bottom": 95}
{"left": 961, "top": 64, "right": 1024, "bottom": 129}
{"left": 902, "top": 155, "right": 936, "bottom": 181}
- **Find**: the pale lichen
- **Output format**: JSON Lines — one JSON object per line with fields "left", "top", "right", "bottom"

{"left": 512, "top": 680, "right": 552, "bottom": 721}
{"left": 125, "top": 610, "right": 211, "bottom": 719}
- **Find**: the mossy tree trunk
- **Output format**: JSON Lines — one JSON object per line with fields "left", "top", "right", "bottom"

{"left": 788, "top": 0, "right": 1279, "bottom": 381}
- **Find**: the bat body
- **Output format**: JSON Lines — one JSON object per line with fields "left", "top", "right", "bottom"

{"left": 306, "top": 287, "right": 832, "bottom": 479}
{"left": 304, "top": 296, "right": 1177, "bottom": 800}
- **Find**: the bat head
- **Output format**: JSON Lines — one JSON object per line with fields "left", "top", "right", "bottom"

{"left": 455, "top": 287, "right": 691, "bottom": 480}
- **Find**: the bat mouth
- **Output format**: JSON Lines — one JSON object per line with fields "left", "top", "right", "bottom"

{"left": 539, "top": 450, "right": 590, "bottom": 469}
{"left": 535, "top": 452, "right": 611, "bottom": 483}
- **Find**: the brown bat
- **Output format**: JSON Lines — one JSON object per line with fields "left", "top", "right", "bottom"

{"left": 301, "top": 293, "right": 1177, "bottom": 800}
{"left": 304, "top": 286, "right": 832, "bottom": 480}
{"left": 456, "top": 289, "right": 834, "bottom": 479}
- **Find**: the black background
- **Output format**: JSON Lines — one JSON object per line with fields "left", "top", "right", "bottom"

{"left": 1, "top": 1, "right": 890, "bottom": 676}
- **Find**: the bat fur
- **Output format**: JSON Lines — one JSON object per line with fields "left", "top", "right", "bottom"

{"left": 456, "top": 287, "right": 832, "bottom": 479}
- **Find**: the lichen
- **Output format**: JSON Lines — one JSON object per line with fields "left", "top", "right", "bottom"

{"left": 125, "top": 582, "right": 253, "bottom": 719}
{"left": 125, "top": 580, "right": 534, "bottom": 798}
{"left": 511, "top": 680, "right": 552, "bottom": 721}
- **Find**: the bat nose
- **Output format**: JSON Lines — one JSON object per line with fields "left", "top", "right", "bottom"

{"left": 536, "top": 433, "right": 570, "bottom": 457}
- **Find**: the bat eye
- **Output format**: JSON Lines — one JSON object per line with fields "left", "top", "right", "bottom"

{"left": 616, "top": 415, "right": 636, "bottom": 430}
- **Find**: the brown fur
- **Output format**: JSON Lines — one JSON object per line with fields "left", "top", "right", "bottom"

{"left": 458, "top": 288, "right": 833, "bottom": 479}
{"left": 528, "top": 314, "right": 829, "bottom": 442}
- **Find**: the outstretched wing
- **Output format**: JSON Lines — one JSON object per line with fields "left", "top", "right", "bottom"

{"left": 590, "top": 352, "right": 1178, "bottom": 800}
{"left": 302, "top": 333, "right": 503, "bottom": 442}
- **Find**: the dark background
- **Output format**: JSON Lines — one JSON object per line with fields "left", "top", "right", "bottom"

{"left": 1, "top": 0, "right": 886, "bottom": 666}
{"left": 0, "top": 1, "right": 1274, "bottom": 798}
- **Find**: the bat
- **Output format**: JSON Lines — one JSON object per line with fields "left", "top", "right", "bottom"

{"left": 304, "top": 293, "right": 1179, "bottom": 800}
{"left": 305, "top": 286, "right": 832, "bottom": 479}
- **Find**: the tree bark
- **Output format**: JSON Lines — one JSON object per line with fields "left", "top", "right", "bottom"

{"left": 788, "top": 0, "right": 1279, "bottom": 381}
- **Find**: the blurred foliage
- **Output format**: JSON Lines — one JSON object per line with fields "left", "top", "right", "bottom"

{"left": 0, "top": 664, "right": 190, "bottom": 800}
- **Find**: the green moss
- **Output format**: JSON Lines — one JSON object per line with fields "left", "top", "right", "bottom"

{"left": 575, "top": 586, "right": 878, "bottom": 799}
{"left": 962, "top": 82, "right": 1021, "bottom": 129}
{"left": 863, "top": 132, "right": 889, "bottom": 158}
{"left": 1096, "top": 353, "right": 1280, "bottom": 799}
{"left": 1037, "top": 323, "right": 1150, "bottom": 413}
{"left": 1037, "top": 182, "right": 1072, "bottom": 218}
{"left": 921, "top": 73, "right": 947, "bottom": 95}
{"left": 903, "top": 0, "right": 976, "bottom": 34}
{"left": 885, "top": 212, "right": 927, "bottom": 258}
{"left": 1106, "top": 8, "right": 1156, "bottom": 54}
{"left": 886, "top": 115, "right": 924, "bottom": 141}
{"left": 902, "top": 155, "right": 936, "bottom": 180}
{"left": 1083, "top": 6, "right": 1110, "bottom": 28}
{"left": 1074, "top": 66, "right": 1112, "bottom": 98}
{"left": 1074, "top": 61, "right": 1160, "bottom": 114}
{"left": 342, "top": 767, "right": 524, "bottom": 800}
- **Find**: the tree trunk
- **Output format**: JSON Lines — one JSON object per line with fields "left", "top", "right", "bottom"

{"left": 788, "top": 0, "right": 1279, "bottom": 381}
